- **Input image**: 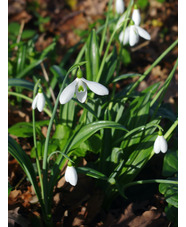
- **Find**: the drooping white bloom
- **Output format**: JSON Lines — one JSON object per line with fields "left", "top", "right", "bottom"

{"left": 60, "top": 77, "right": 109, "bottom": 104}
{"left": 32, "top": 91, "right": 45, "bottom": 112}
{"left": 115, "top": 0, "right": 125, "bottom": 14}
{"left": 119, "top": 21, "right": 151, "bottom": 46}
{"left": 132, "top": 5, "right": 141, "bottom": 26}
{"left": 65, "top": 166, "right": 78, "bottom": 186}
{"left": 153, "top": 133, "right": 168, "bottom": 154}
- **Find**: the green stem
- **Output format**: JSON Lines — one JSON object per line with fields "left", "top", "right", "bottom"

{"left": 99, "top": 0, "right": 113, "bottom": 55}
{"left": 124, "top": 179, "right": 178, "bottom": 190}
{"left": 126, "top": 39, "right": 178, "bottom": 97}
{"left": 96, "top": 29, "right": 117, "bottom": 83}
{"left": 32, "top": 109, "right": 44, "bottom": 198}
{"left": 42, "top": 68, "right": 73, "bottom": 217}
{"left": 32, "top": 80, "right": 44, "bottom": 199}
{"left": 164, "top": 119, "right": 178, "bottom": 140}
{"left": 151, "top": 58, "right": 178, "bottom": 118}
{"left": 8, "top": 91, "right": 52, "bottom": 117}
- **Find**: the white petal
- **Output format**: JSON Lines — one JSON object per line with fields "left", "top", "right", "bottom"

{"left": 115, "top": 0, "right": 125, "bottom": 14}
{"left": 129, "top": 26, "right": 139, "bottom": 46}
{"left": 159, "top": 136, "right": 168, "bottom": 153}
{"left": 32, "top": 94, "right": 38, "bottom": 110}
{"left": 132, "top": 9, "right": 141, "bottom": 26}
{"left": 37, "top": 93, "right": 45, "bottom": 112}
{"left": 136, "top": 26, "right": 151, "bottom": 40}
{"left": 81, "top": 78, "right": 109, "bottom": 96}
{"left": 59, "top": 79, "right": 77, "bottom": 104}
{"left": 75, "top": 79, "right": 87, "bottom": 103}
{"left": 119, "top": 27, "right": 130, "bottom": 45}
{"left": 65, "top": 166, "right": 78, "bottom": 186}
{"left": 153, "top": 136, "right": 161, "bottom": 154}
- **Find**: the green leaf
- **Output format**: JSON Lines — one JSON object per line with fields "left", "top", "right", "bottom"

{"left": 159, "top": 179, "right": 178, "bottom": 208}
{"left": 8, "top": 136, "right": 42, "bottom": 203}
{"left": 8, "top": 183, "right": 13, "bottom": 196}
{"left": 8, "top": 22, "right": 20, "bottom": 36}
{"left": 8, "top": 122, "right": 41, "bottom": 138}
{"left": 39, "top": 42, "right": 56, "bottom": 60}
{"left": 8, "top": 78, "right": 34, "bottom": 90}
{"left": 121, "top": 48, "right": 131, "bottom": 66}
{"left": 70, "top": 134, "right": 102, "bottom": 157}
{"left": 77, "top": 167, "right": 107, "bottom": 180}
{"left": 22, "top": 30, "right": 36, "bottom": 39}
{"left": 31, "top": 139, "right": 59, "bottom": 158}
{"left": 16, "top": 59, "right": 43, "bottom": 78}
{"left": 66, "top": 121, "right": 128, "bottom": 152}
{"left": 113, "top": 73, "right": 142, "bottom": 83}
{"left": 137, "top": 0, "right": 149, "bottom": 9}
{"left": 162, "top": 150, "right": 178, "bottom": 177}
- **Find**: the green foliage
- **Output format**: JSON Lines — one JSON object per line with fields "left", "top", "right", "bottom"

{"left": 159, "top": 150, "right": 178, "bottom": 226}
{"left": 8, "top": 0, "right": 178, "bottom": 224}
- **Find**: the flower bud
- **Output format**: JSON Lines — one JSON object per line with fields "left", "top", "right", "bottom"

{"left": 115, "top": 0, "right": 125, "bottom": 14}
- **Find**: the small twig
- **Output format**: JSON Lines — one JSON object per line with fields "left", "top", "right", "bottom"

{"left": 15, "top": 20, "right": 25, "bottom": 51}
{"left": 131, "top": 40, "right": 150, "bottom": 52}
{"left": 14, "top": 174, "right": 26, "bottom": 190}
{"left": 40, "top": 62, "right": 56, "bottom": 104}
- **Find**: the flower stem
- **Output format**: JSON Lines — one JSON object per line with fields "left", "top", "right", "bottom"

{"left": 8, "top": 91, "right": 52, "bottom": 117}
{"left": 164, "top": 119, "right": 178, "bottom": 140}
{"left": 126, "top": 39, "right": 178, "bottom": 97}
{"left": 99, "top": 0, "right": 113, "bottom": 55}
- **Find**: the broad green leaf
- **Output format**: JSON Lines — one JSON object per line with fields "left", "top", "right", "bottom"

{"left": 8, "top": 122, "right": 41, "bottom": 138}
{"left": 8, "top": 22, "right": 20, "bottom": 36}
{"left": 70, "top": 134, "right": 102, "bottom": 157}
{"left": 31, "top": 139, "right": 59, "bottom": 158}
{"left": 162, "top": 150, "right": 178, "bottom": 177}
{"left": 52, "top": 124, "right": 73, "bottom": 150}
{"left": 22, "top": 30, "right": 36, "bottom": 39}
{"left": 159, "top": 179, "right": 178, "bottom": 208}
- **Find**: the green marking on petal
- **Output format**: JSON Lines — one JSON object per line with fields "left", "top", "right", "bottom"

{"left": 78, "top": 85, "right": 84, "bottom": 92}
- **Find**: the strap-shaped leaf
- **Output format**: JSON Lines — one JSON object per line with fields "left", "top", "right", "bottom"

{"left": 8, "top": 135, "right": 42, "bottom": 203}
{"left": 66, "top": 121, "right": 128, "bottom": 152}
{"left": 8, "top": 78, "right": 34, "bottom": 90}
{"left": 77, "top": 167, "right": 107, "bottom": 180}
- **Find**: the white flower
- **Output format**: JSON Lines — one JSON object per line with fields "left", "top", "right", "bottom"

{"left": 115, "top": 0, "right": 125, "bottom": 14}
{"left": 132, "top": 8, "right": 141, "bottom": 26}
{"left": 65, "top": 166, "right": 78, "bottom": 186}
{"left": 119, "top": 22, "right": 151, "bottom": 46}
{"left": 32, "top": 92, "right": 45, "bottom": 112}
{"left": 60, "top": 77, "right": 109, "bottom": 104}
{"left": 153, "top": 134, "right": 168, "bottom": 154}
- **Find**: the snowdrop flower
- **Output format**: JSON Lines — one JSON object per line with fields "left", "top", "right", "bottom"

{"left": 65, "top": 164, "right": 78, "bottom": 186}
{"left": 119, "top": 20, "right": 151, "bottom": 46}
{"left": 153, "top": 131, "right": 168, "bottom": 154}
{"left": 132, "top": 4, "right": 141, "bottom": 26}
{"left": 60, "top": 68, "right": 109, "bottom": 104}
{"left": 32, "top": 88, "right": 45, "bottom": 112}
{"left": 115, "top": 0, "right": 125, "bottom": 14}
